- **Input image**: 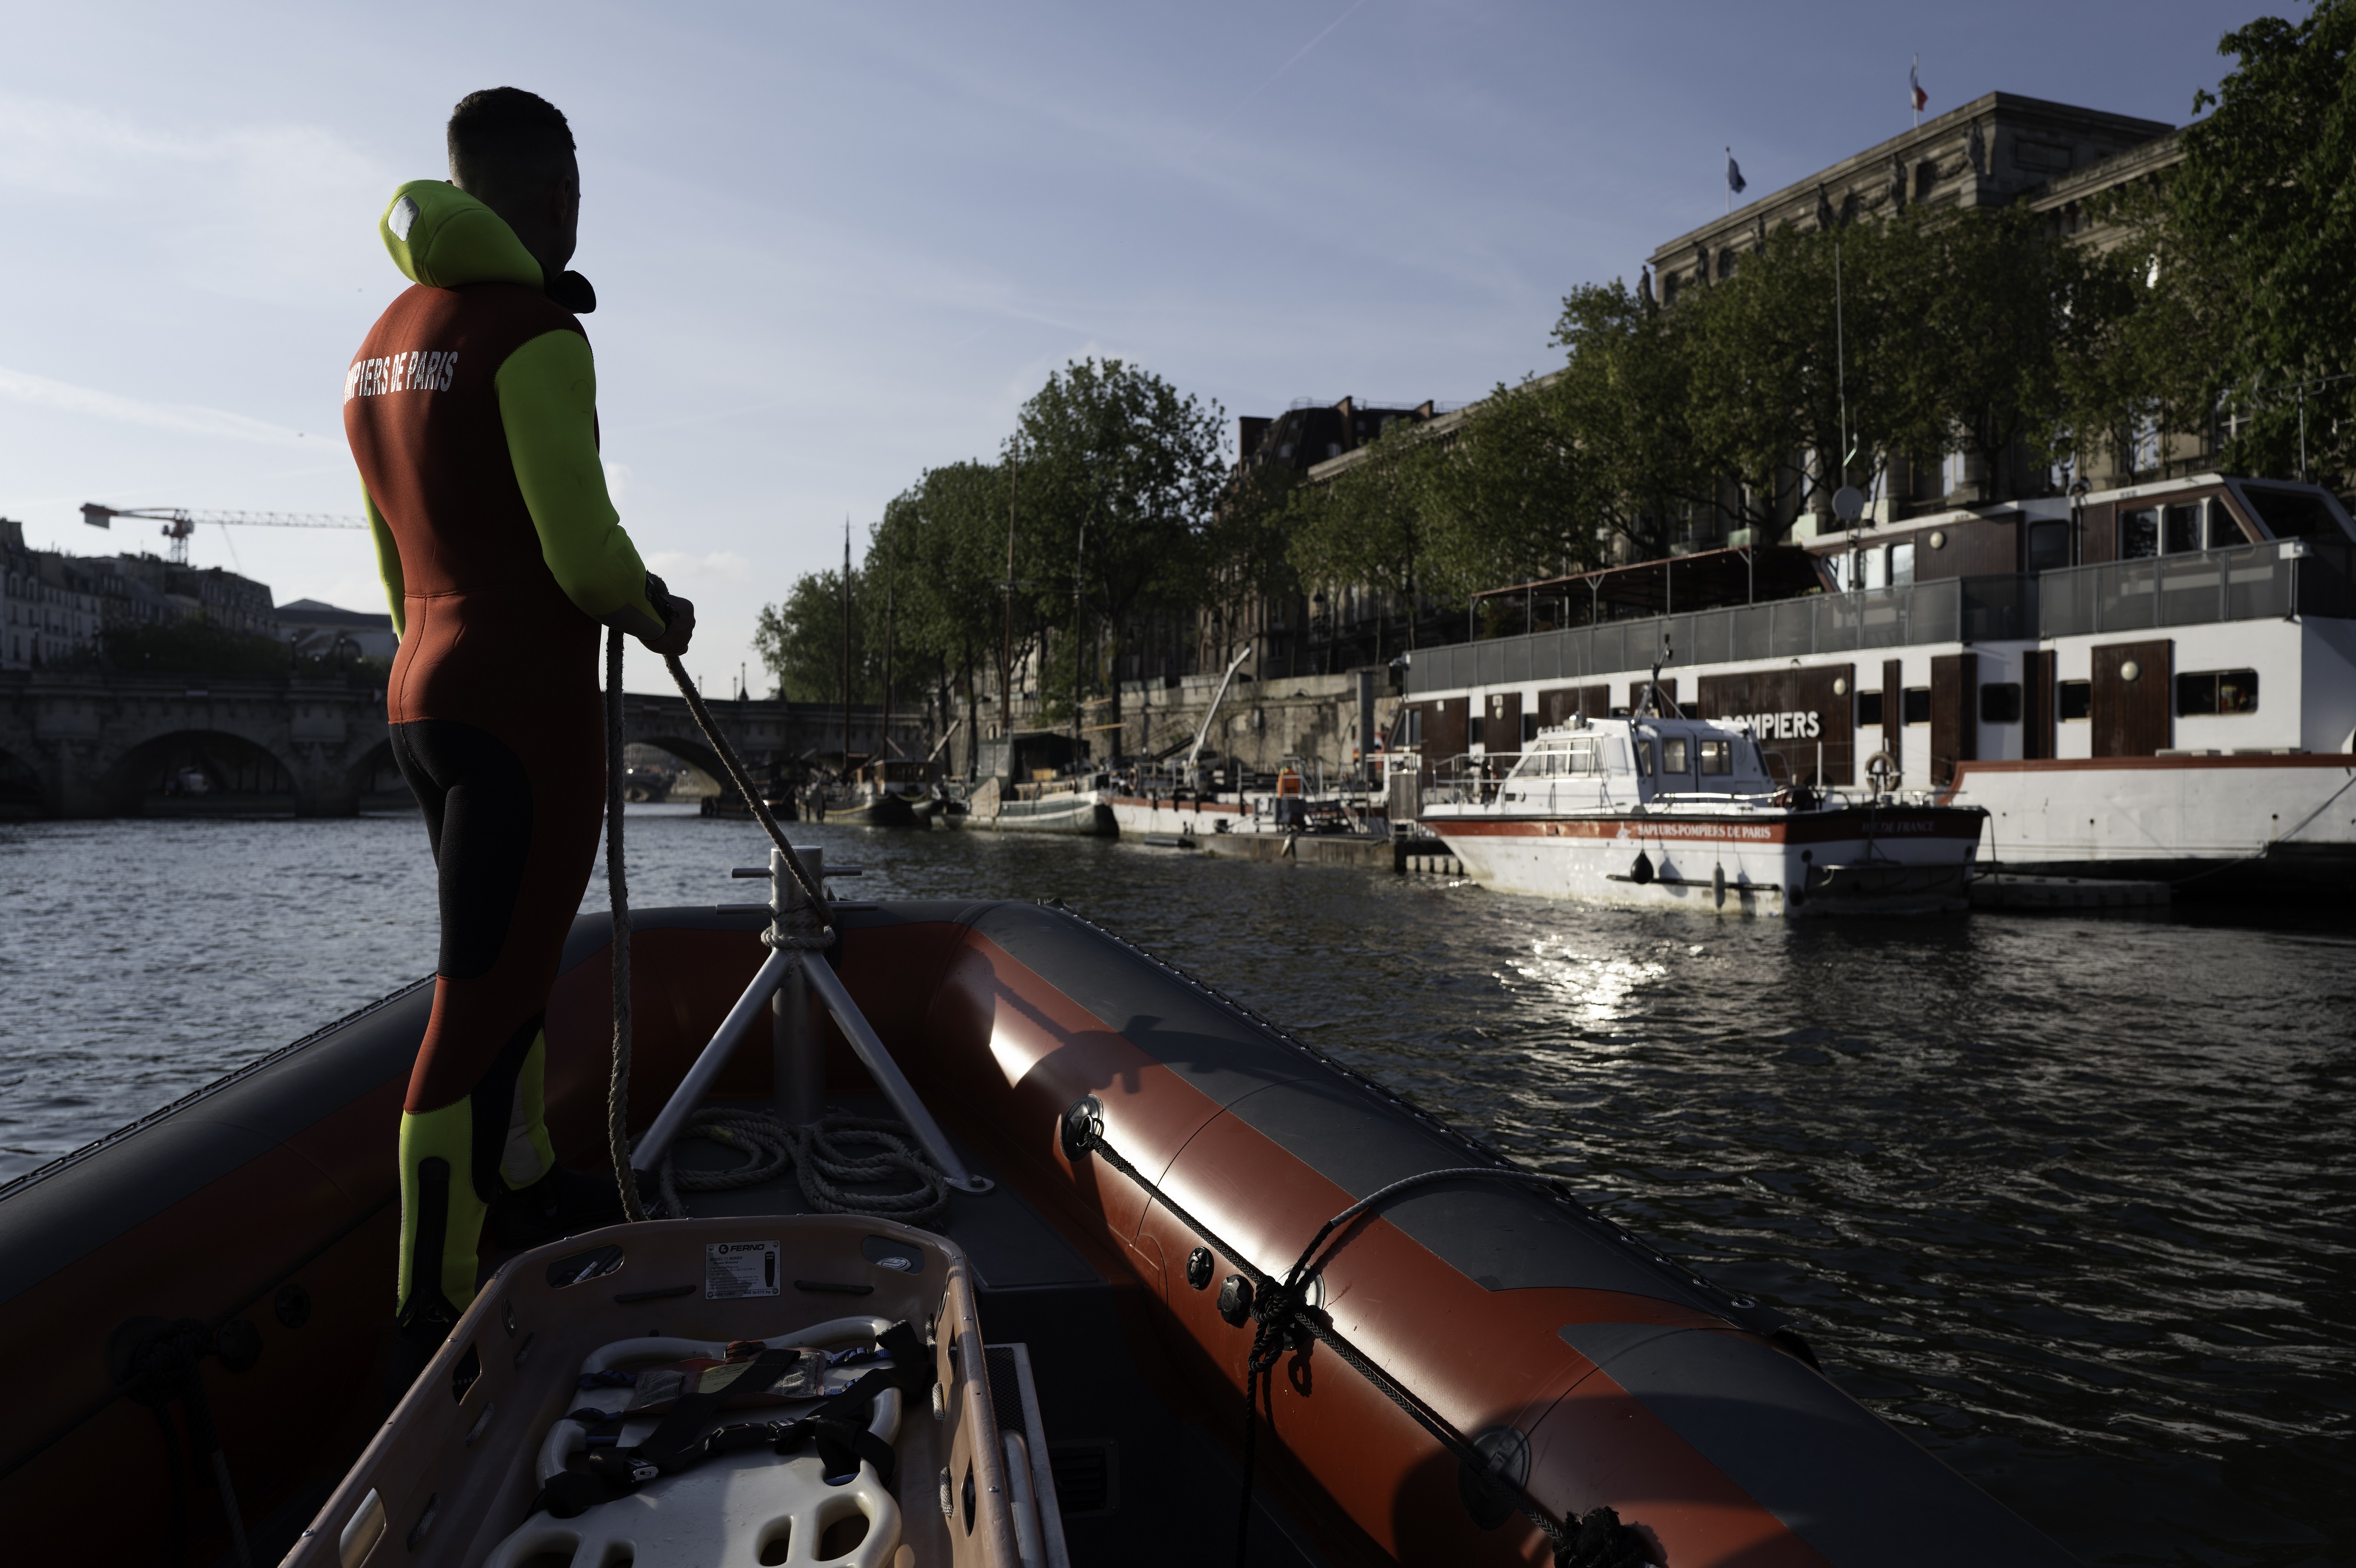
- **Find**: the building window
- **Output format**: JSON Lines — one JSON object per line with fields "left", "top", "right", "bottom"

{"left": 1903, "top": 687, "right": 1931, "bottom": 725}
{"left": 1890, "top": 542, "right": 1916, "bottom": 585}
{"left": 2058, "top": 680, "right": 2092, "bottom": 721}
{"left": 1980, "top": 683, "right": 2023, "bottom": 723}
{"left": 1858, "top": 690, "right": 1885, "bottom": 726}
{"left": 2130, "top": 415, "right": 2162, "bottom": 474}
{"left": 1942, "top": 449, "right": 1971, "bottom": 495}
{"left": 2176, "top": 669, "right": 2259, "bottom": 716}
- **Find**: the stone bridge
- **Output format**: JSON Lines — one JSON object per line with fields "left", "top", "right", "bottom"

{"left": 0, "top": 670, "right": 929, "bottom": 819}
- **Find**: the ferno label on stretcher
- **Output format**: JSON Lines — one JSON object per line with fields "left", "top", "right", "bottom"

{"left": 706, "top": 1239, "right": 782, "bottom": 1299}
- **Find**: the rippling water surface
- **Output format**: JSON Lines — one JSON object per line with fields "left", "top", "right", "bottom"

{"left": 2, "top": 808, "right": 2350, "bottom": 1565}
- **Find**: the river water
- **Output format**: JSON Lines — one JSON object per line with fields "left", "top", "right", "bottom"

{"left": 2, "top": 808, "right": 2348, "bottom": 1564}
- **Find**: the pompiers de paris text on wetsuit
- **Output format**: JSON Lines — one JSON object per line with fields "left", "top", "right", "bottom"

{"left": 343, "top": 177, "right": 667, "bottom": 1332}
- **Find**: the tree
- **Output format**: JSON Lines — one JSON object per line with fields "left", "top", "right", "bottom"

{"left": 2133, "top": 2, "right": 2356, "bottom": 482}
{"left": 1550, "top": 277, "right": 1708, "bottom": 560}
{"left": 875, "top": 461, "right": 1012, "bottom": 761}
{"left": 753, "top": 564, "right": 871, "bottom": 705}
{"left": 1013, "top": 359, "right": 1228, "bottom": 737}
{"left": 1417, "top": 373, "right": 1600, "bottom": 600}
{"left": 1283, "top": 422, "right": 1437, "bottom": 657}
{"left": 1682, "top": 217, "right": 1954, "bottom": 541}
{"left": 1907, "top": 206, "right": 2082, "bottom": 501}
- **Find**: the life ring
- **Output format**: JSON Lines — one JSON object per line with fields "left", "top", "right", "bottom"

{"left": 1864, "top": 750, "right": 1898, "bottom": 789}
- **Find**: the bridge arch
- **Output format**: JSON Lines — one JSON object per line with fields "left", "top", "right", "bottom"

{"left": 343, "top": 737, "right": 416, "bottom": 811}
{"left": 98, "top": 729, "right": 300, "bottom": 816}
{"left": 0, "top": 747, "right": 51, "bottom": 819}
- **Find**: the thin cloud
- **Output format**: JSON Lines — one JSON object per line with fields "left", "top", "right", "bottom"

{"left": 0, "top": 364, "right": 316, "bottom": 446}
{"left": 1190, "top": 0, "right": 1371, "bottom": 154}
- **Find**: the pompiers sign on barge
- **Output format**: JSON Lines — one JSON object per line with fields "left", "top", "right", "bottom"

{"left": 1417, "top": 713, "right": 1985, "bottom": 915}
{"left": 1399, "top": 473, "right": 2356, "bottom": 898}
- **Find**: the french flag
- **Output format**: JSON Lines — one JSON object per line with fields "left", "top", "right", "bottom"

{"left": 1910, "top": 57, "right": 1927, "bottom": 114}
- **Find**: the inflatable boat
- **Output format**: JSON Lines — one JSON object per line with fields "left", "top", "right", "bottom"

{"left": 0, "top": 886, "right": 2079, "bottom": 1566}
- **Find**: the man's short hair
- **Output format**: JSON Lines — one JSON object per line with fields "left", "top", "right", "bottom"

{"left": 447, "top": 88, "right": 575, "bottom": 204}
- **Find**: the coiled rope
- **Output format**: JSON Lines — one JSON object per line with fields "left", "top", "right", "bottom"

{"left": 602, "top": 626, "right": 945, "bottom": 1226}
{"left": 647, "top": 1109, "right": 950, "bottom": 1228}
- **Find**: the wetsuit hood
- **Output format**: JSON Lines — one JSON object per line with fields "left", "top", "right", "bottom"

{"left": 379, "top": 180, "right": 543, "bottom": 291}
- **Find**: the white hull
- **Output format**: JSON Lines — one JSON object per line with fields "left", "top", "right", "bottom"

{"left": 1950, "top": 755, "right": 2356, "bottom": 886}
{"left": 1427, "top": 807, "right": 1981, "bottom": 918}
{"left": 968, "top": 789, "right": 1116, "bottom": 835}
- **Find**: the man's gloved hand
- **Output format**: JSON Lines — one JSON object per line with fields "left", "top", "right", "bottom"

{"left": 639, "top": 573, "right": 696, "bottom": 659}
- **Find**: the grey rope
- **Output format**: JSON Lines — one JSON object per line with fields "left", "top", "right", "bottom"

{"left": 605, "top": 628, "right": 647, "bottom": 1222}
{"left": 648, "top": 1109, "right": 951, "bottom": 1228}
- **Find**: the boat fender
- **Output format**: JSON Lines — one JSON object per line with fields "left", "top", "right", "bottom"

{"left": 1630, "top": 851, "right": 1654, "bottom": 885}
{"left": 1712, "top": 863, "right": 1726, "bottom": 909}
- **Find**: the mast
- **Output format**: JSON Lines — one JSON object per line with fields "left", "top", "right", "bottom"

{"left": 1001, "top": 439, "right": 1018, "bottom": 768}
{"left": 1071, "top": 512, "right": 1087, "bottom": 772}
{"left": 882, "top": 543, "right": 896, "bottom": 766}
{"left": 841, "top": 518, "right": 852, "bottom": 780}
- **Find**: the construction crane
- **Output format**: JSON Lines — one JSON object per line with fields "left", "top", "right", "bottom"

{"left": 81, "top": 503, "right": 365, "bottom": 566}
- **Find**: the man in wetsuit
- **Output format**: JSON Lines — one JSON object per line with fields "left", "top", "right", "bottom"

{"left": 343, "top": 88, "right": 693, "bottom": 1358}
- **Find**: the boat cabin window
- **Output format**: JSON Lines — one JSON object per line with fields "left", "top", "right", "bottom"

{"left": 2240, "top": 483, "right": 2348, "bottom": 541}
{"left": 1660, "top": 737, "right": 1691, "bottom": 773}
{"left": 2164, "top": 504, "right": 2202, "bottom": 554}
{"left": 1903, "top": 688, "right": 1931, "bottom": 725}
{"left": 2120, "top": 507, "right": 2160, "bottom": 560}
{"left": 1697, "top": 738, "right": 1733, "bottom": 776}
{"left": 2059, "top": 680, "right": 2092, "bottom": 722}
{"left": 2206, "top": 498, "right": 2247, "bottom": 548}
{"left": 2176, "top": 669, "right": 2259, "bottom": 716}
{"left": 2026, "top": 520, "right": 2070, "bottom": 573}
{"left": 1515, "top": 737, "right": 1607, "bottom": 778}
{"left": 1981, "top": 683, "right": 2023, "bottom": 723}
{"left": 1634, "top": 738, "right": 1654, "bottom": 776}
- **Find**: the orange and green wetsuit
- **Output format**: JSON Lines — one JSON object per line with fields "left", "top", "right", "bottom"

{"left": 343, "top": 180, "right": 664, "bottom": 1332}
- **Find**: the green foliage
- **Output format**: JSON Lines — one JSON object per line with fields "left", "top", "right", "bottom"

{"left": 752, "top": 565, "right": 872, "bottom": 703}
{"left": 1012, "top": 359, "right": 1228, "bottom": 719}
{"left": 1417, "top": 374, "right": 1597, "bottom": 598}
{"left": 97, "top": 619, "right": 301, "bottom": 677}
{"left": 2125, "top": 1, "right": 2356, "bottom": 480}
{"left": 1548, "top": 279, "right": 1702, "bottom": 558}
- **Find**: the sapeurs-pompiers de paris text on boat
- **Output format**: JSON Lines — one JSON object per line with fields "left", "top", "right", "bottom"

{"left": 2, "top": 8, "right": 2350, "bottom": 1568}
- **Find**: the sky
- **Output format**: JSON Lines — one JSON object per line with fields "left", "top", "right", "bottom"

{"left": 0, "top": 0, "right": 2271, "bottom": 694}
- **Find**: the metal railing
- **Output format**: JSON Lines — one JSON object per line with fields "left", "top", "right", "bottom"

{"left": 1407, "top": 540, "right": 2356, "bottom": 696}
{"left": 2037, "top": 539, "right": 2356, "bottom": 636}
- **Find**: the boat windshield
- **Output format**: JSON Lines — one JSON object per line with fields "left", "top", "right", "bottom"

{"left": 1510, "top": 736, "right": 1610, "bottom": 777}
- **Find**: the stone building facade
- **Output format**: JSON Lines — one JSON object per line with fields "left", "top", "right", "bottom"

{"left": 0, "top": 518, "right": 279, "bottom": 670}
